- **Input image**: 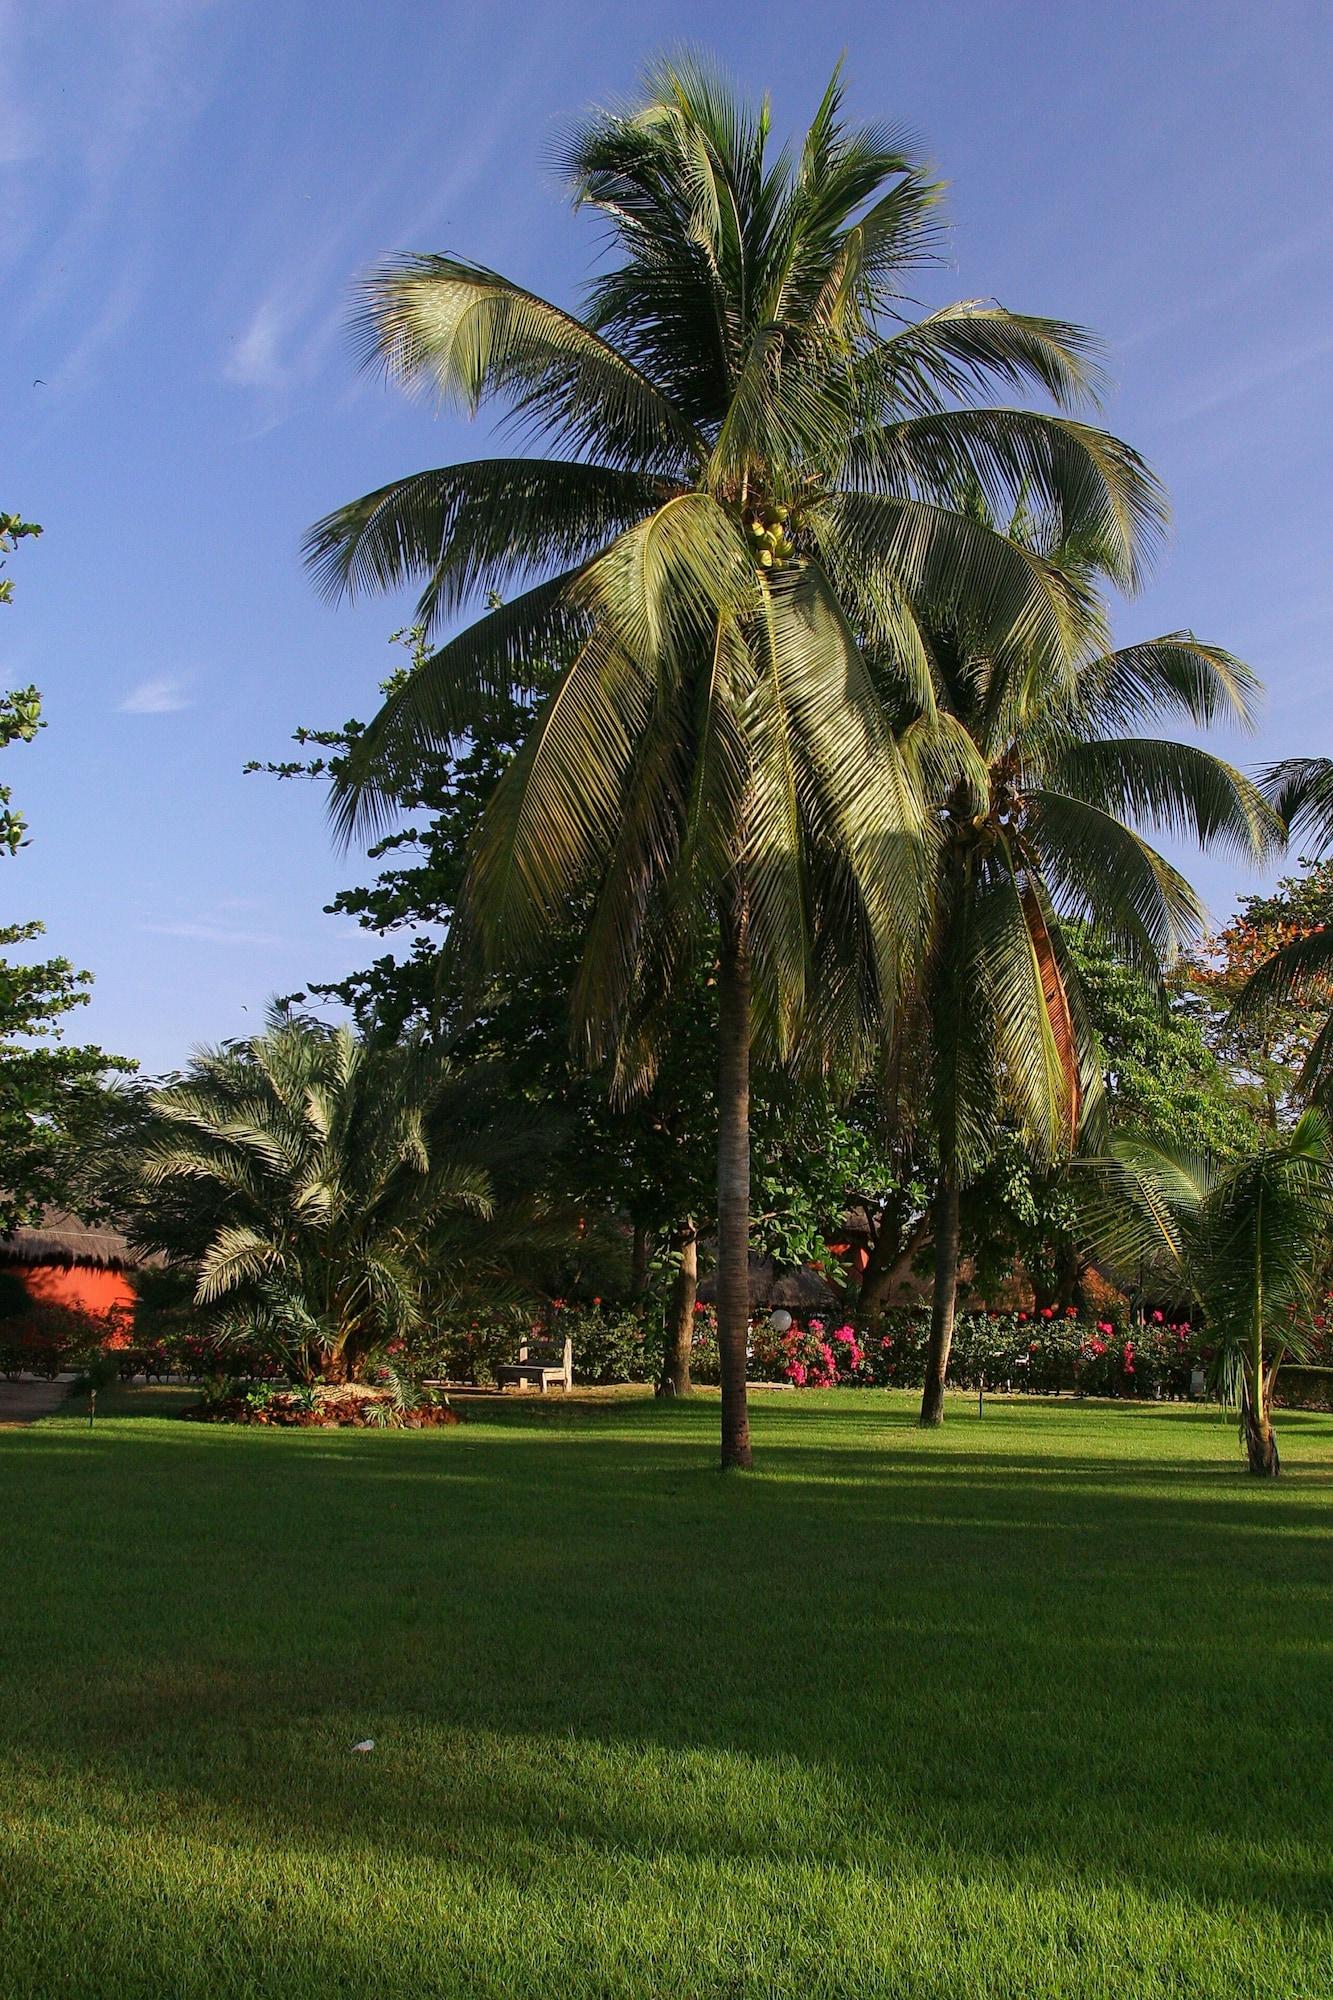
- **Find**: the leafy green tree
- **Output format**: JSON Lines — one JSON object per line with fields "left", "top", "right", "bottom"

{"left": 958, "top": 925, "right": 1260, "bottom": 1314}
{"left": 134, "top": 1018, "right": 495, "bottom": 1382}
{"left": 896, "top": 530, "right": 1278, "bottom": 1424}
{"left": 0, "top": 933, "right": 136, "bottom": 1231}
{"left": 1090, "top": 1112, "right": 1333, "bottom": 1475}
{"left": 1222, "top": 760, "right": 1333, "bottom": 1112}
{"left": 0, "top": 510, "right": 133, "bottom": 1227}
{"left": 306, "top": 57, "right": 1168, "bottom": 1466}
{"left": 0, "top": 512, "right": 43, "bottom": 857}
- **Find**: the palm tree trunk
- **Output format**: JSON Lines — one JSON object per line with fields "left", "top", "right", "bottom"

{"left": 657, "top": 1223, "right": 697, "bottom": 1398}
{"left": 1243, "top": 1319, "right": 1280, "bottom": 1476}
{"left": 717, "top": 889, "right": 753, "bottom": 1469}
{"left": 919, "top": 1171, "right": 961, "bottom": 1426}
{"left": 1243, "top": 1393, "right": 1280, "bottom": 1476}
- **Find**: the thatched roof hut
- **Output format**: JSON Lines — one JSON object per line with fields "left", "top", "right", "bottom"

{"left": 0, "top": 1211, "right": 151, "bottom": 1271}
{"left": 696, "top": 1254, "right": 844, "bottom": 1315}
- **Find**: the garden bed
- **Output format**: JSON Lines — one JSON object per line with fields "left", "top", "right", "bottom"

{"left": 185, "top": 1383, "right": 461, "bottom": 1428}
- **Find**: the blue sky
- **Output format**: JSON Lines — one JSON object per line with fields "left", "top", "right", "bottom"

{"left": 3, "top": 0, "right": 1330, "bottom": 1074}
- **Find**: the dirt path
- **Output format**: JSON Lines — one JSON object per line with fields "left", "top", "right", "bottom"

{"left": 0, "top": 1376, "right": 72, "bottom": 1426}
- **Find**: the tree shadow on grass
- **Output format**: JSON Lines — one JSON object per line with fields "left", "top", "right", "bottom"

{"left": 2, "top": 1405, "right": 1330, "bottom": 1994}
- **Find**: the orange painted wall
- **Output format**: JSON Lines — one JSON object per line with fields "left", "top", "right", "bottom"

{"left": 8, "top": 1264, "right": 136, "bottom": 1319}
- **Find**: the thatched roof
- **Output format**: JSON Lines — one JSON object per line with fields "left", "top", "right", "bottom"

{"left": 0, "top": 1210, "right": 153, "bottom": 1271}
{"left": 697, "top": 1254, "right": 843, "bottom": 1314}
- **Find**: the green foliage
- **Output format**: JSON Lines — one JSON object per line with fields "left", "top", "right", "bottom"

{"left": 1068, "top": 923, "right": 1258, "bottom": 1154}
{"left": 0, "top": 926, "right": 136, "bottom": 1231}
{"left": 1084, "top": 1111, "right": 1333, "bottom": 1460}
{"left": 1186, "top": 855, "right": 1333, "bottom": 1124}
{"left": 129, "top": 1016, "right": 500, "bottom": 1380}
{"left": 254, "top": 630, "right": 907, "bottom": 1286}
{"left": 306, "top": 60, "right": 1177, "bottom": 1241}
{"left": 0, "top": 685, "right": 42, "bottom": 858}
{"left": 0, "top": 511, "right": 133, "bottom": 1225}
{"left": 0, "top": 511, "right": 43, "bottom": 854}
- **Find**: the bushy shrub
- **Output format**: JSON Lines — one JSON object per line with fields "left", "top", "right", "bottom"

{"left": 673, "top": 1301, "right": 1203, "bottom": 1396}
{"left": 0, "top": 1303, "right": 118, "bottom": 1379}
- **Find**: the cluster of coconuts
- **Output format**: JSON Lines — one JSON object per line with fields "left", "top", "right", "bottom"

{"left": 746, "top": 504, "right": 796, "bottom": 572}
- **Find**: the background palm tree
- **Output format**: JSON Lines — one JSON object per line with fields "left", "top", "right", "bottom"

{"left": 1087, "top": 1112, "right": 1333, "bottom": 1475}
{"left": 1233, "top": 758, "right": 1333, "bottom": 1102}
{"left": 306, "top": 55, "right": 1173, "bottom": 1466}
{"left": 895, "top": 520, "right": 1280, "bottom": 1424}
{"left": 136, "top": 1019, "right": 492, "bottom": 1383}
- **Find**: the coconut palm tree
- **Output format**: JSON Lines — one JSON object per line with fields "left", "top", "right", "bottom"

{"left": 1232, "top": 759, "right": 1333, "bottom": 1102}
{"left": 305, "top": 55, "right": 1173, "bottom": 1467}
{"left": 898, "top": 531, "right": 1281, "bottom": 1425}
{"left": 1086, "top": 1112, "right": 1333, "bottom": 1475}
{"left": 135, "top": 1020, "right": 493, "bottom": 1382}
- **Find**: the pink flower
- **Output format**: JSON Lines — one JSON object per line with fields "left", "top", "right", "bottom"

{"left": 786, "top": 1361, "right": 808, "bottom": 1386}
{"left": 1066, "top": 1306, "right": 1078, "bottom": 1319}
{"left": 1151, "top": 1310, "right": 1164, "bottom": 1324}
{"left": 1040, "top": 1307, "right": 1054, "bottom": 1320}
{"left": 1097, "top": 1321, "right": 1113, "bottom": 1336}
{"left": 808, "top": 1319, "right": 825, "bottom": 1337}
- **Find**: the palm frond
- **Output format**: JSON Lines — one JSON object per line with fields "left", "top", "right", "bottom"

{"left": 463, "top": 626, "right": 656, "bottom": 959}
{"left": 1073, "top": 634, "right": 1263, "bottom": 734}
{"left": 303, "top": 459, "right": 679, "bottom": 630}
{"left": 356, "top": 255, "right": 705, "bottom": 472}
{"left": 847, "top": 409, "right": 1167, "bottom": 592}
{"left": 1259, "top": 757, "right": 1333, "bottom": 853}
{"left": 328, "top": 569, "right": 594, "bottom": 845}
{"left": 1039, "top": 739, "right": 1283, "bottom": 861}
{"left": 1027, "top": 789, "right": 1207, "bottom": 977}
{"left": 865, "top": 303, "right": 1111, "bottom": 415}
{"left": 821, "top": 493, "right": 1101, "bottom": 673}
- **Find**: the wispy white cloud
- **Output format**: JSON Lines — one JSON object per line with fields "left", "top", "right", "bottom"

{"left": 1166, "top": 326, "right": 1333, "bottom": 425}
{"left": 139, "top": 920, "right": 283, "bottom": 948}
{"left": 118, "top": 675, "right": 191, "bottom": 714}
{"left": 0, "top": 0, "right": 38, "bottom": 167}
{"left": 1120, "top": 225, "right": 1333, "bottom": 356}
{"left": 219, "top": 33, "right": 555, "bottom": 405}
{"left": 3, "top": 0, "right": 224, "bottom": 373}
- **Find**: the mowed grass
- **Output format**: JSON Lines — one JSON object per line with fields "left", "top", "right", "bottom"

{"left": 1, "top": 1389, "right": 1330, "bottom": 1999}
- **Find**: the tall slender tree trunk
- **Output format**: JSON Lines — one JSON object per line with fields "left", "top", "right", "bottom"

{"left": 657, "top": 1223, "right": 697, "bottom": 1398}
{"left": 1243, "top": 1319, "right": 1280, "bottom": 1476}
{"left": 717, "top": 889, "right": 753, "bottom": 1469}
{"left": 919, "top": 1171, "right": 961, "bottom": 1427}
{"left": 630, "top": 1222, "right": 651, "bottom": 1299}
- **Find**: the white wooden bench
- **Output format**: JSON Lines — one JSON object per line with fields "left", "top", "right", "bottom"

{"left": 495, "top": 1332, "right": 573, "bottom": 1393}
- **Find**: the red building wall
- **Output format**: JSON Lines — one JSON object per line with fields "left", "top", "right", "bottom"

{"left": 9, "top": 1264, "right": 136, "bottom": 1320}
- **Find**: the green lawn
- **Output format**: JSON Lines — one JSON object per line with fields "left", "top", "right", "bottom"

{"left": 2, "top": 1388, "right": 1330, "bottom": 1998}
